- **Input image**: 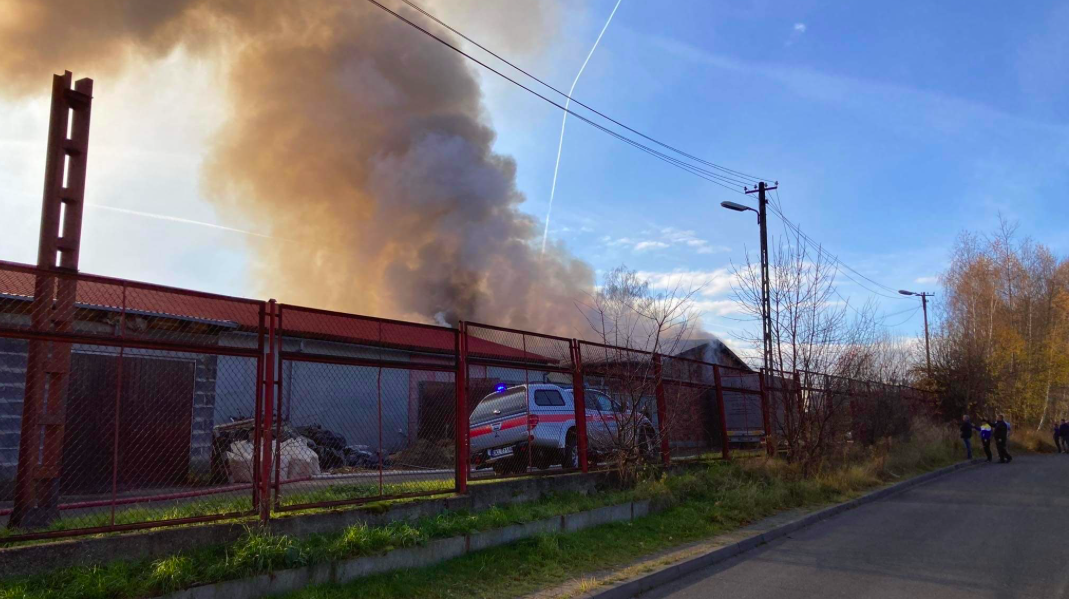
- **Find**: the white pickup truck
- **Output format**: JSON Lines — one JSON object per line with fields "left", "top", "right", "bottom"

{"left": 469, "top": 384, "right": 657, "bottom": 475}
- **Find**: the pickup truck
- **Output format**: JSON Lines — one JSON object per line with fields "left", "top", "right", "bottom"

{"left": 469, "top": 383, "right": 657, "bottom": 475}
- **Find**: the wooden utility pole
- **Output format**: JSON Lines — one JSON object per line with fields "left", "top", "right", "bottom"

{"left": 745, "top": 181, "right": 777, "bottom": 376}
{"left": 9, "top": 71, "right": 93, "bottom": 528}
{"left": 920, "top": 292, "right": 933, "bottom": 377}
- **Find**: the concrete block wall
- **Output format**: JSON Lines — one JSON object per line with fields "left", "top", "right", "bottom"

{"left": 189, "top": 354, "right": 219, "bottom": 478}
{"left": 0, "top": 337, "right": 27, "bottom": 493}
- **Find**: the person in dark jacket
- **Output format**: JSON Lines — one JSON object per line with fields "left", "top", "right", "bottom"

{"left": 1054, "top": 422, "right": 1063, "bottom": 453}
{"left": 959, "top": 415, "right": 974, "bottom": 460}
{"left": 978, "top": 421, "right": 993, "bottom": 462}
{"left": 994, "top": 414, "right": 1012, "bottom": 463}
{"left": 1059, "top": 420, "right": 1069, "bottom": 453}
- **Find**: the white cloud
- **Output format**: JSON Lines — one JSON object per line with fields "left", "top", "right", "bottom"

{"left": 914, "top": 276, "right": 938, "bottom": 284}
{"left": 601, "top": 227, "right": 729, "bottom": 254}
{"left": 691, "top": 299, "right": 744, "bottom": 317}
{"left": 634, "top": 240, "right": 669, "bottom": 251}
{"left": 785, "top": 22, "right": 808, "bottom": 46}
{"left": 637, "top": 268, "right": 738, "bottom": 298}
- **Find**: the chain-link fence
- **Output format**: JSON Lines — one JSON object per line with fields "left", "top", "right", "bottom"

{"left": 575, "top": 341, "right": 664, "bottom": 468}
{"left": 659, "top": 356, "right": 721, "bottom": 461}
{"left": 272, "top": 305, "right": 458, "bottom": 511}
{"left": 0, "top": 259, "right": 939, "bottom": 543}
{"left": 464, "top": 323, "right": 579, "bottom": 478}
{"left": 0, "top": 261, "right": 264, "bottom": 542}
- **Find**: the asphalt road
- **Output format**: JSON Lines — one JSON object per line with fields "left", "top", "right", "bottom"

{"left": 642, "top": 454, "right": 1069, "bottom": 599}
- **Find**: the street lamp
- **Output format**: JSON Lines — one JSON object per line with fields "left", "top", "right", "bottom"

{"left": 899, "top": 289, "right": 935, "bottom": 379}
{"left": 720, "top": 201, "right": 757, "bottom": 217}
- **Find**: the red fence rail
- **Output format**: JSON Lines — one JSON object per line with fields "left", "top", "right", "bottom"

{"left": 0, "top": 260, "right": 936, "bottom": 543}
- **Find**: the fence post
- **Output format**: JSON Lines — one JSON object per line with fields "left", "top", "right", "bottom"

{"left": 272, "top": 306, "right": 285, "bottom": 510}
{"left": 759, "top": 369, "right": 774, "bottom": 456}
{"left": 713, "top": 365, "right": 730, "bottom": 460}
{"left": 653, "top": 354, "right": 671, "bottom": 468}
{"left": 251, "top": 303, "right": 265, "bottom": 512}
{"left": 793, "top": 370, "right": 804, "bottom": 449}
{"left": 259, "top": 300, "right": 277, "bottom": 525}
{"left": 455, "top": 323, "right": 469, "bottom": 494}
{"left": 571, "top": 341, "right": 589, "bottom": 473}
{"left": 107, "top": 283, "right": 127, "bottom": 526}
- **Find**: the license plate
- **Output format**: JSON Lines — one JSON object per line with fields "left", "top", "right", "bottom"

{"left": 489, "top": 447, "right": 514, "bottom": 458}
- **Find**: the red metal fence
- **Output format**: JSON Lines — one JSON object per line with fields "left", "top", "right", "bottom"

{"left": 0, "top": 261, "right": 264, "bottom": 541}
{"left": 0, "top": 260, "right": 936, "bottom": 543}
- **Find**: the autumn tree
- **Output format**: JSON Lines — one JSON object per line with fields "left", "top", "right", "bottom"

{"left": 579, "top": 266, "right": 703, "bottom": 482}
{"left": 730, "top": 227, "right": 921, "bottom": 472}
{"left": 933, "top": 220, "right": 1069, "bottom": 427}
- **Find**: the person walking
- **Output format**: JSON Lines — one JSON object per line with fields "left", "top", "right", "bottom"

{"left": 1059, "top": 420, "right": 1069, "bottom": 454}
{"left": 994, "top": 414, "right": 1012, "bottom": 463}
{"left": 959, "top": 415, "right": 974, "bottom": 460}
{"left": 1054, "top": 422, "right": 1063, "bottom": 453}
{"left": 978, "top": 420, "right": 993, "bottom": 462}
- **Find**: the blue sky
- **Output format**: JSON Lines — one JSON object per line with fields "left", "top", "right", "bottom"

{"left": 1, "top": 1, "right": 1067, "bottom": 358}
{"left": 482, "top": 0, "right": 1069, "bottom": 351}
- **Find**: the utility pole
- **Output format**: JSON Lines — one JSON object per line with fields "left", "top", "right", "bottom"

{"left": 721, "top": 181, "right": 777, "bottom": 457}
{"left": 898, "top": 290, "right": 935, "bottom": 380}
{"left": 920, "top": 293, "right": 932, "bottom": 377}
{"left": 745, "top": 181, "right": 777, "bottom": 375}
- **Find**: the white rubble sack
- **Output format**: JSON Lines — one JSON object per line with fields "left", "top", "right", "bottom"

{"left": 225, "top": 437, "right": 322, "bottom": 483}
{"left": 280, "top": 437, "right": 321, "bottom": 480}
{"left": 225, "top": 440, "right": 256, "bottom": 483}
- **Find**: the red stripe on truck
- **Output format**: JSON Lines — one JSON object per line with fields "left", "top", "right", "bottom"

{"left": 469, "top": 413, "right": 576, "bottom": 438}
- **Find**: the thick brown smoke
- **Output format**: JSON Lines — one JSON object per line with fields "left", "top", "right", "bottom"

{"left": 0, "top": 0, "right": 594, "bottom": 335}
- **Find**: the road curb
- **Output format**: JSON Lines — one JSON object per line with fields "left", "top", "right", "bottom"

{"left": 582, "top": 459, "right": 980, "bottom": 599}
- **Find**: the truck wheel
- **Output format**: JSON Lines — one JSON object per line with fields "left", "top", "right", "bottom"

{"left": 562, "top": 431, "right": 579, "bottom": 470}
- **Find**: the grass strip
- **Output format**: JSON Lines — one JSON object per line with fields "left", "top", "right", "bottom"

{"left": 0, "top": 490, "right": 633, "bottom": 599}
{"left": 1, "top": 423, "right": 960, "bottom": 599}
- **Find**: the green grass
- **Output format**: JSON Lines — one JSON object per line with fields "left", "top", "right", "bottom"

{"left": 0, "top": 489, "right": 635, "bottom": 599}
{"left": 0, "top": 427, "right": 961, "bottom": 599}
{"left": 0, "top": 495, "right": 254, "bottom": 542}
{"left": 278, "top": 479, "right": 455, "bottom": 507}
{"left": 0, "top": 478, "right": 456, "bottom": 545}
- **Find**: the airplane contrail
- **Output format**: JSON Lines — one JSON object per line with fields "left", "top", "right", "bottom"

{"left": 540, "top": 0, "right": 624, "bottom": 256}
{"left": 87, "top": 203, "right": 286, "bottom": 241}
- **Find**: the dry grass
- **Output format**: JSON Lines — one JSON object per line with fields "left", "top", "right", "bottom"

{"left": 1009, "top": 427, "right": 1059, "bottom": 454}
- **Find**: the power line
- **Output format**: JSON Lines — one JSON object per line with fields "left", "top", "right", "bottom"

{"left": 766, "top": 202, "right": 907, "bottom": 300}
{"left": 365, "top": 0, "right": 765, "bottom": 191}
{"left": 885, "top": 306, "right": 921, "bottom": 327}
{"left": 881, "top": 305, "right": 922, "bottom": 319}
{"left": 393, "top": 0, "right": 772, "bottom": 185}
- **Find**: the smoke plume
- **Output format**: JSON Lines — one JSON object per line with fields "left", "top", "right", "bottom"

{"left": 0, "top": 0, "right": 594, "bottom": 335}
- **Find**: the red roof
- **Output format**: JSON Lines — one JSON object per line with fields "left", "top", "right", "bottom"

{"left": 0, "top": 261, "right": 556, "bottom": 364}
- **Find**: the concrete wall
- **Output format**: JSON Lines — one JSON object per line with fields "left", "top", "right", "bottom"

{"left": 0, "top": 337, "right": 27, "bottom": 488}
